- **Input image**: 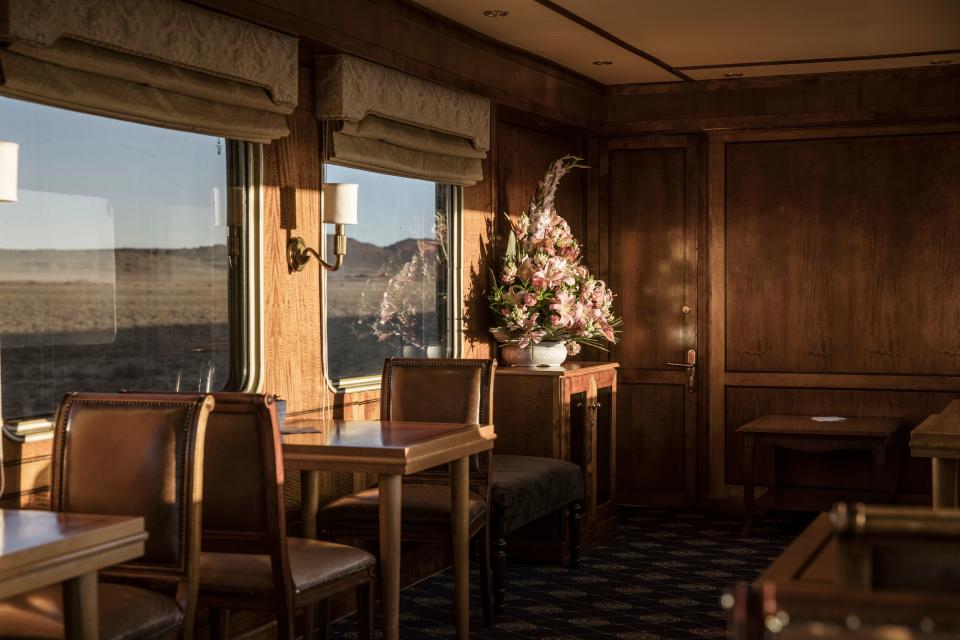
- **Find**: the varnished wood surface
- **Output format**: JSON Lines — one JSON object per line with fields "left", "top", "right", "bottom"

{"left": 737, "top": 415, "right": 902, "bottom": 438}
{"left": 725, "top": 132, "right": 960, "bottom": 376}
{"left": 495, "top": 362, "right": 619, "bottom": 377}
{"left": 282, "top": 420, "right": 495, "bottom": 474}
{"left": 910, "top": 400, "right": 960, "bottom": 458}
{"left": 0, "top": 509, "right": 146, "bottom": 600}
{"left": 755, "top": 513, "right": 960, "bottom": 627}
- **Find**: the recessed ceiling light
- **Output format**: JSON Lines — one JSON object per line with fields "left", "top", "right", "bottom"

{"left": 930, "top": 59, "right": 952, "bottom": 65}
{"left": 592, "top": 60, "right": 613, "bottom": 66}
{"left": 723, "top": 72, "right": 744, "bottom": 78}
{"left": 483, "top": 9, "right": 508, "bottom": 17}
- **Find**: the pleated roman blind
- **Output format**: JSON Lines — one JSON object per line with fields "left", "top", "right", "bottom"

{"left": 315, "top": 54, "right": 490, "bottom": 186}
{"left": 0, "top": 0, "right": 298, "bottom": 143}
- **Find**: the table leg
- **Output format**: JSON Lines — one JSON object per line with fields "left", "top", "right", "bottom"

{"left": 450, "top": 456, "right": 470, "bottom": 640}
{"left": 741, "top": 434, "right": 756, "bottom": 538}
{"left": 300, "top": 470, "right": 321, "bottom": 639}
{"left": 62, "top": 571, "right": 98, "bottom": 640}
{"left": 301, "top": 470, "right": 321, "bottom": 538}
{"left": 932, "top": 458, "right": 959, "bottom": 509}
{"left": 379, "top": 473, "right": 402, "bottom": 640}
{"left": 872, "top": 442, "right": 891, "bottom": 503}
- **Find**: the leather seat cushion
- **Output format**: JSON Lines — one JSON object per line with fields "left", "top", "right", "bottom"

{"left": 0, "top": 582, "right": 182, "bottom": 640}
{"left": 200, "top": 538, "right": 375, "bottom": 596}
{"left": 490, "top": 455, "right": 584, "bottom": 538}
{"left": 319, "top": 484, "right": 486, "bottom": 531}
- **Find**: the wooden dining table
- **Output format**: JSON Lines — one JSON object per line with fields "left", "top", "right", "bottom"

{"left": 910, "top": 400, "right": 960, "bottom": 508}
{"left": 281, "top": 418, "right": 496, "bottom": 640}
{"left": 0, "top": 509, "right": 147, "bottom": 640}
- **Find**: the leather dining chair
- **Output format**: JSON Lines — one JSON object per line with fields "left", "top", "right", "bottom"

{"left": 317, "top": 357, "right": 496, "bottom": 625}
{"left": 0, "top": 392, "right": 214, "bottom": 640}
{"left": 194, "top": 392, "right": 376, "bottom": 640}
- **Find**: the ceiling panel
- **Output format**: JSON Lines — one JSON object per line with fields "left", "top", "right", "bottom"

{"left": 416, "top": 0, "right": 959, "bottom": 84}
{"left": 413, "top": 0, "right": 678, "bottom": 83}
{"left": 554, "top": 0, "right": 960, "bottom": 70}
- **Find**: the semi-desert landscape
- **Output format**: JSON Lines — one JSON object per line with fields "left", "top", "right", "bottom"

{"left": 0, "top": 234, "right": 446, "bottom": 418}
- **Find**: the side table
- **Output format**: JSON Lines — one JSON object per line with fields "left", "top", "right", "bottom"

{"left": 737, "top": 414, "right": 903, "bottom": 537}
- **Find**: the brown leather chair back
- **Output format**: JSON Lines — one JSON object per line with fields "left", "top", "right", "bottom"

{"left": 50, "top": 392, "right": 213, "bottom": 628}
{"left": 380, "top": 358, "right": 495, "bottom": 491}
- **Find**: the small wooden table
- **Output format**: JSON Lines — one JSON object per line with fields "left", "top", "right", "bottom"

{"left": 0, "top": 509, "right": 147, "bottom": 640}
{"left": 737, "top": 415, "right": 902, "bottom": 537}
{"left": 909, "top": 400, "right": 960, "bottom": 508}
{"left": 281, "top": 419, "right": 495, "bottom": 640}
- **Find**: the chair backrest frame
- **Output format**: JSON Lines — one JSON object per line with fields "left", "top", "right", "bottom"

{"left": 380, "top": 357, "right": 496, "bottom": 499}
{"left": 50, "top": 391, "right": 214, "bottom": 637}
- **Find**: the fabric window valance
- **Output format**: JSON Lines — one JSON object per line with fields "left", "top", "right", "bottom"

{"left": 315, "top": 54, "right": 490, "bottom": 186}
{"left": 0, "top": 0, "right": 298, "bottom": 143}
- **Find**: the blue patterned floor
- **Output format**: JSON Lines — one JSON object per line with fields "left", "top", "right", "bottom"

{"left": 331, "top": 508, "right": 811, "bottom": 640}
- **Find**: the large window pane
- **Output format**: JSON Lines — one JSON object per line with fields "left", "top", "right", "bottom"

{"left": 0, "top": 96, "right": 235, "bottom": 420}
{"left": 325, "top": 165, "right": 454, "bottom": 382}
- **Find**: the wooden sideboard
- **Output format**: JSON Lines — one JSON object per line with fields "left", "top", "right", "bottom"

{"left": 493, "top": 362, "right": 619, "bottom": 544}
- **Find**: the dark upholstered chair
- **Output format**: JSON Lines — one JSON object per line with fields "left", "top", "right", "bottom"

{"left": 489, "top": 455, "right": 584, "bottom": 612}
{"left": 0, "top": 392, "right": 214, "bottom": 640}
{"left": 195, "top": 392, "right": 376, "bottom": 640}
{"left": 317, "top": 358, "right": 496, "bottom": 625}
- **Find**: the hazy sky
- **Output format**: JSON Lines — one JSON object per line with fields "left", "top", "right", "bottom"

{"left": 0, "top": 96, "right": 438, "bottom": 250}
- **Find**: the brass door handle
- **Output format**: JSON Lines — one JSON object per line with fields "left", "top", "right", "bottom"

{"left": 667, "top": 349, "right": 697, "bottom": 393}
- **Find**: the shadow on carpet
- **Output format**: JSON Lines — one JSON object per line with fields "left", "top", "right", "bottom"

{"left": 331, "top": 508, "right": 813, "bottom": 640}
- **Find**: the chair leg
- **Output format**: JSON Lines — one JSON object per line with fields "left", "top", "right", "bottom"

{"left": 300, "top": 605, "right": 315, "bottom": 640}
{"left": 316, "top": 600, "right": 330, "bottom": 640}
{"left": 569, "top": 501, "right": 583, "bottom": 569}
{"left": 478, "top": 525, "right": 493, "bottom": 626}
{"left": 356, "top": 578, "right": 375, "bottom": 640}
{"left": 209, "top": 609, "right": 230, "bottom": 640}
{"left": 492, "top": 536, "right": 507, "bottom": 613}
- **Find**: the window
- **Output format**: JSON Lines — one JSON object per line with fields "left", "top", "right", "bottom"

{"left": 0, "top": 96, "right": 259, "bottom": 423}
{"left": 325, "top": 165, "right": 460, "bottom": 386}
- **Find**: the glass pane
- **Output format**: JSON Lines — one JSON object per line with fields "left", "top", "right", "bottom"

{"left": 325, "top": 165, "right": 451, "bottom": 381}
{"left": 0, "top": 96, "right": 231, "bottom": 420}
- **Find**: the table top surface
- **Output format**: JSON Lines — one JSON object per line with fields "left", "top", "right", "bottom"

{"left": 0, "top": 509, "right": 146, "bottom": 595}
{"left": 281, "top": 419, "right": 496, "bottom": 474}
{"left": 910, "top": 401, "right": 960, "bottom": 458}
{"left": 495, "top": 361, "right": 620, "bottom": 377}
{"left": 737, "top": 414, "right": 902, "bottom": 437}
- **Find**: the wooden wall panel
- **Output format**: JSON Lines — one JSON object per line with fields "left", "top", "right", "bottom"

{"left": 496, "top": 120, "right": 587, "bottom": 247}
{"left": 616, "top": 384, "right": 687, "bottom": 505}
{"left": 725, "top": 133, "right": 960, "bottom": 376}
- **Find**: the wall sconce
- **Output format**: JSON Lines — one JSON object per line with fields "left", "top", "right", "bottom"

{"left": 0, "top": 141, "right": 19, "bottom": 202}
{"left": 287, "top": 182, "right": 358, "bottom": 272}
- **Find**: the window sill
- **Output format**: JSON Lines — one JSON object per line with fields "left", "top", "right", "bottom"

{"left": 329, "top": 374, "right": 382, "bottom": 395}
{"left": 4, "top": 418, "right": 55, "bottom": 442}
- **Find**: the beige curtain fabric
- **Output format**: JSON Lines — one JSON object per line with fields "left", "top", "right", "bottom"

{"left": 0, "top": 0, "right": 298, "bottom": 142}
{"left": 315, "top": 54, "right": 490, "bottom": 186}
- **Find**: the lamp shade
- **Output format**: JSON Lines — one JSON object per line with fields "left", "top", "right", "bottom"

{"left": 0, "top": 141, "right": 18, "bottom": 202}
{"left": 321, "top": 183, "right": 358, "bottom": 225}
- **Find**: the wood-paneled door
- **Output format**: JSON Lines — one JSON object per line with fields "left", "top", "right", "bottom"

{"left": 608, "top": 136, "right": 702, "bottom": 506}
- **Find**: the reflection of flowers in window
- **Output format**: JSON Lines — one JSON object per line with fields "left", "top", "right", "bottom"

{"left": 370, "top": 212, "right": 446, "bottom": 349}
{"left": 489, "top": 156, "right": 620, "bottom": 355}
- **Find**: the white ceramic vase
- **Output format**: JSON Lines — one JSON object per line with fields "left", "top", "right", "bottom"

{"left": 500, "top": 341, "right": 568, "bottom": 367}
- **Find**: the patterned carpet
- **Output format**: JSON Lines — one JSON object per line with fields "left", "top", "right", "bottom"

{"left": 331, "top": 508, "right": 812, "bottom": 640}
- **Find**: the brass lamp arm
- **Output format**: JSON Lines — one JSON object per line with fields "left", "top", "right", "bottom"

{"left": 287, "top": 224, "right": 347, "bottom": 272}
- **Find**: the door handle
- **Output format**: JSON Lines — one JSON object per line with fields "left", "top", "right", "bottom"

{"left": 667, "top": 349, "right": 697, "bottom": 393}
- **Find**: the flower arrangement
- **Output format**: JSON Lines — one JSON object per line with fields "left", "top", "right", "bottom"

{"left": 489, "top": 155, "right": 620, "bottom": 355}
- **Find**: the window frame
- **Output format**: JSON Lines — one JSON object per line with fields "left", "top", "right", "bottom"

{"left": 0, "top": 125, "right": 264, "bottom": 437}
{"left": 323, "top": 181, "right": 464, "bottom": 394}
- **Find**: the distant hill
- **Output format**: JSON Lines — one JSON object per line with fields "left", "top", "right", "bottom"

{"left": 327, "top": 235, "right": 440, "bottom": 277}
